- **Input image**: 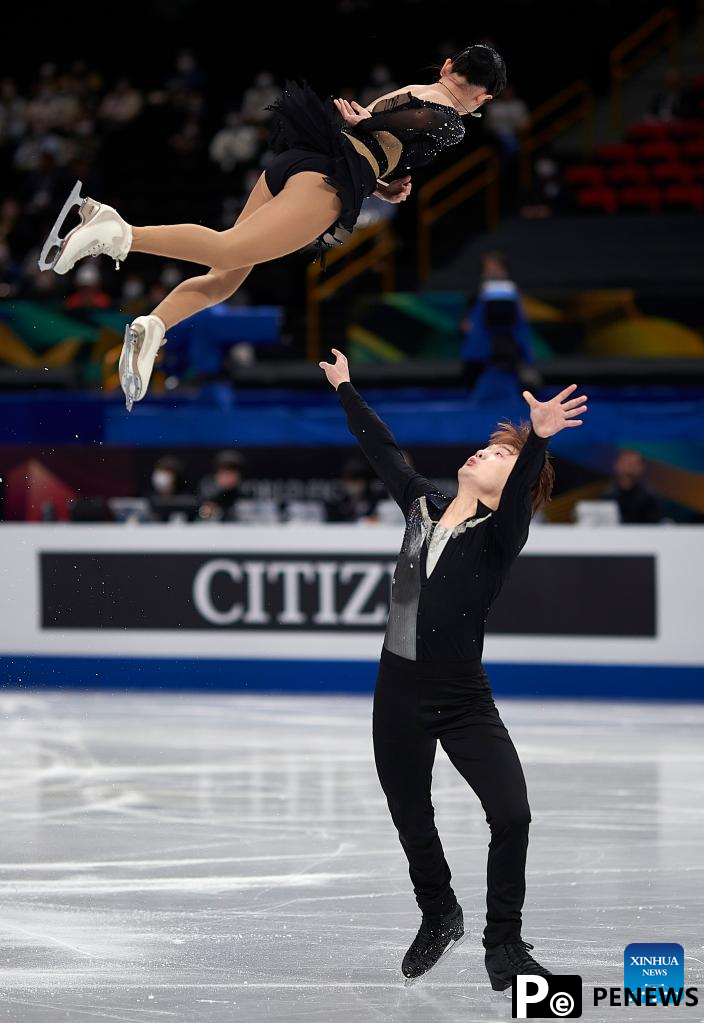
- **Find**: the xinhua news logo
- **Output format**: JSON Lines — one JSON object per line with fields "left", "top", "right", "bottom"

{"left": 512, "top": 975, "right": 582, "bottom": 1018}
{"left": 623, "top": 942, "right": 685, "bottom": 1006}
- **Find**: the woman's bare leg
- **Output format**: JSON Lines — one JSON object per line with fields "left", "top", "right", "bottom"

{"left": 148, "top": 172, "right": 273, "bottom": 330}
{"left": 130, "top": 172, "right": 342, "bottom": 272}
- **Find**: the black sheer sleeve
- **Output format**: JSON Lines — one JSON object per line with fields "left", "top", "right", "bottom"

{"left": 354, "top": 91, "right": 465, "bottom": 175}
{"left": 362, "top": 91, "right": 452, "bottom": 132}
{"left": 488, "top": 427, "right": 550, "bottom": 567}
{"left": 337, "top": 382, "right": 441, "bottom": 518}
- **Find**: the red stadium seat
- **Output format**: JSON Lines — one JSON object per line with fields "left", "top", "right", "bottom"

{"left": 565, "top": 165, "right": 606, "bottom": 186}
{"left": 607, "top": 163, "right": 649, "bottom": 185}
{"left": 661, "top": 184, "right": 704, "bottom": 210}
{"left": 596, "top": 143, "right": 638, "bottom": 162}
{"left": 681, "top": 138, "right": 704, "bottom": 159}
{"left": 638, "top": 140, "right": 679, "bottom": 162}
{"left": 667, "top": 119, "right": 704, "bottom": 139}
{"left": 619, "top": 186, "right": 662, "bottom": 211}
{"left": 651, "top": 161, "right": 695, "bottom": 184}
{"left": 576, "top": 186, "right": 618, "bottom": 213}
{"left": 625, "top": 121, "right": 671, "bottom": 142}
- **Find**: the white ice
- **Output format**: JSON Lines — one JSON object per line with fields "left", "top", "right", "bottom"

{"left": 0, "top": 690, "right": 702, "bottom": 1022}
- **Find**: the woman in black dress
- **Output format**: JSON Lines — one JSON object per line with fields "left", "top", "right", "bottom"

{"left": 319, "top": 348, "right": 589, "bottom": 988}
{"left": 38, "top": 45, "right": 505, "bottom": 408}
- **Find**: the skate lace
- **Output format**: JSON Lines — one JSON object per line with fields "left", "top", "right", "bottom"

{"left": 84, "top": 241, "right": 117, "bottom": 258}
{"left": 83, "top": 239, "right": 125, "bottom": 269}
{"left": 503, "top": 939, "right": 546, "bottom": 971}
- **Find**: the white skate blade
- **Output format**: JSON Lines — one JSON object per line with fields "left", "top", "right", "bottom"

{"left": 119, "top": 321, "right": 164, "bottom": 412}
{"left": 37, "top": 180, "right": 86, "bottom": 272}
{"left": 402, "top": 932, "right": 467, "bottom": 987}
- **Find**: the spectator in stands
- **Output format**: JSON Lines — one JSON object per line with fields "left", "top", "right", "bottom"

{"left": 144, "top": 455, "right": 195, "bottom": 522}
{"left": 360, "top": 64, "right": 399, "bottom": 107}
{"left": 12, "top": 118, "right": 67, "bottom": 173}
{"left": 520, "top": 156, "right": 569, "bottom": 219}
{"left": 460, "top": 251, "right": 542, "bottom": 397}
{"left": 198, "top": 449, "right": 246, "bottom": 521}
{"left": 600, "top": 449, "right": 664, "bottom": 524}
{"left": 484, "top": 83, "right": 530, "bottom": 211}
{"left": 241, "top": 71, "right": 280, "bottom": 124}
{"left": 0, "top": 77, "right": 28, "bottom": 145}
{"left": 97, "top": 79, "right": 143, "bottom": 127}
{"left": 64, "top": 261, "right": 111, "bottom": 310}
{"left": 484, "top": 83, "right": 530, "bottom": 159}
{"left": 325, "top": 457, "right": 382, "bottom": 523}
{"left": 166, "top": 49, "right": 207, "bottom": 93}
{"left": 120, "top": 272, "right": 149, "bottom": 315}
{"left": 209, "top": 111, "right": 261, "bottom": 175}
{"left": 168, "top": 94, "right": 206, "bottom": 163}
{"left": 146, "top": 455, "right": 186, "bottom": 498}
{"left": 648, "top": 67, "right": 689, "bottom": 121}
{"left": 146, "top": 263, "right": 185, "bottom": 310}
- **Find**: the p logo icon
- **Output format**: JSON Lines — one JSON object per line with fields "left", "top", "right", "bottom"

{"left": 512, "top": 974, "right": 582, "bottom": 1018}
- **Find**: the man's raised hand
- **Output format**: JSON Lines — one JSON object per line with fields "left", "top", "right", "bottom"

{"left": 522, "top": 384, "right": 588, "bottom": 439}
{"left": 319, "top": 348, "right": 351, "bottom": 390}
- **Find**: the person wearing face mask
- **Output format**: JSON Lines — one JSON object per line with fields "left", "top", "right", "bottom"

{"left": 325, "top": 457, "right": 382, "bottom": 523}
{"left": 145, "top": 455, "right": 193, "bottom": 522}
{"left": 320, "top": 348, "right": 589, "bottom": 990}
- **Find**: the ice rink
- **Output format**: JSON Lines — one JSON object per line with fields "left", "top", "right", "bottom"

{"left": 0, "top": 688, "right": 702, "bottom": 1022}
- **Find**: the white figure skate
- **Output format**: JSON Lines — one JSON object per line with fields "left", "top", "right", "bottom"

{"left": 38, "top": 179, "right": 132, "bottom": 275}
{"left": 119, "top": 314, "right": 167, "bottom": 412}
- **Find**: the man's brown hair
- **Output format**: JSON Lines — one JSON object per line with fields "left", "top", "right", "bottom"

{"left": 487, "top": 419, "right": 555, "bottom": 516}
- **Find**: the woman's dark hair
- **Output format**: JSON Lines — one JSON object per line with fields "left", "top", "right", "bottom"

{"left": 450, "top": 44, "right": 507, "bottom": 97}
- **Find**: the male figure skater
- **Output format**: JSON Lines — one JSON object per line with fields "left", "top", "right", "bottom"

{"left": 319, "top": 348, "right": 588, "bottom": 988}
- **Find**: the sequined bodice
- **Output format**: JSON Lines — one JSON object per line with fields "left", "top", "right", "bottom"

{"left": 340, "top": 90, "right": 466, "bottom": 180}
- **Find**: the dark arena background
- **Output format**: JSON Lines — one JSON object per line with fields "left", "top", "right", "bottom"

{"left": 0, "top": 1, "right": 702, "bottom": 1019}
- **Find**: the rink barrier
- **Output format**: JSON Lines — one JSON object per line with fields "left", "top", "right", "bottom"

{"left": 0, "top": 524, "right": 701, "bottom": 697}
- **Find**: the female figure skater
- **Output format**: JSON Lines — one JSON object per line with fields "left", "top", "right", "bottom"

{"left": 37, "top": 45, "right": 505, "bottom": 409}
{"left": 319, "top": 348, "right": 589, "bottom": 987}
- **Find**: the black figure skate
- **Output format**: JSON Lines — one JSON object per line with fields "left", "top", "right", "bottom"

{"left": 401, "top": 903, "right": 466, "bottom": 984}
{"left": 485, "top": 938, "right": 552, "bottom": 992}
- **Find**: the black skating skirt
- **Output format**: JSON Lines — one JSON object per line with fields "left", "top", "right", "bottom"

{"left": 264, "top": 79, "right": 379, "bottom": 271}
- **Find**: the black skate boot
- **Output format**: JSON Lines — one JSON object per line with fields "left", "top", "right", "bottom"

{"left": 485, "top": 938, "right": 552, "bottom": 991}
{"left": 401, "top": 903, "right": 465, "bottom": 981}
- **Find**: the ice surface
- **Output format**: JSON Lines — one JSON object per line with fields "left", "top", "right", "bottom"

{"left": 0, "top": 690, "right": 702, "bottom": 1021}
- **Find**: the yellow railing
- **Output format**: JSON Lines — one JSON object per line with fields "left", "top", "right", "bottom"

{"left": 305, "top": 220, "right": 395, "bottom": 362}
{"left": 417, "top": 146, "right": 498, "bottom": 283}
{"left": 610, "top": 6, "right": 680, "bottom": 132}
{"left": 520, "top": 80, "right": 595, "bottom": 190}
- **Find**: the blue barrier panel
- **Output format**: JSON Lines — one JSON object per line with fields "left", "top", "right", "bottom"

{"left": 1, "top": 656, "right": 702, "bottom": 700}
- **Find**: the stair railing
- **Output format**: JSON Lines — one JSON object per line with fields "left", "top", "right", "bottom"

{"left": 305, "top": 220, "right": 395, "bottom": 362}
{"left": 610, "top": 6, "right": 680, "bottom": 133}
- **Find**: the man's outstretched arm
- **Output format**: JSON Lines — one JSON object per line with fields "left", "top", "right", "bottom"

{"left": 319, "top": 348, "right": 441, "bottom": 518}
